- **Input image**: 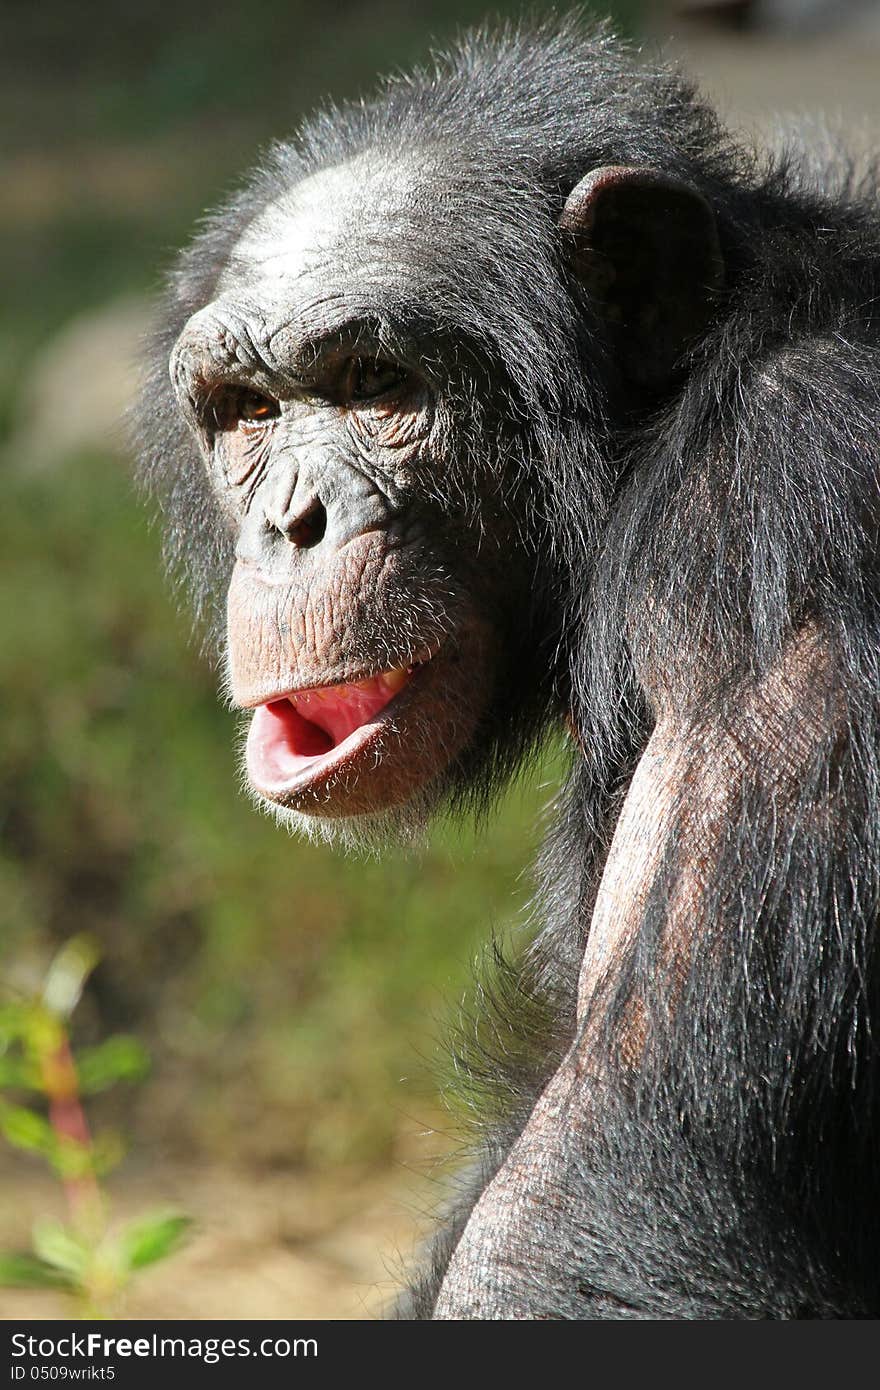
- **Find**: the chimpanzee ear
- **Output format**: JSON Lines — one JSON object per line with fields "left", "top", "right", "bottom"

{"left": 559, "top": 165, "right": 725, "bottom": 392}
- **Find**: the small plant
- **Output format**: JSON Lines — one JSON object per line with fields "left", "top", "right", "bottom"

{"left": 0, "top": 935, "right": 190, "bottom": 1316}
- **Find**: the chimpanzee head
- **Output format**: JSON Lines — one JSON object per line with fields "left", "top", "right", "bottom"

{"left": 140, "top": 24, "right": 725, "bottom": 847}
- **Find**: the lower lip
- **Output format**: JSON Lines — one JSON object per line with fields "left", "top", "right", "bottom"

{"left": 246, "top": 701, "right": 387, "bottom": 798}
{"left": 245, "top": 669, "right": 422, "bottom": 801}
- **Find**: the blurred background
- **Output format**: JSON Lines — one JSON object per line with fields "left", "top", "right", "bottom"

{"left": 1, "top": 0, "right": 878, "bottom": 1320}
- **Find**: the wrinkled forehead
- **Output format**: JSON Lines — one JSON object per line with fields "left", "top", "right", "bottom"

{"left": 218, "top": 153, "right": 431, "bottom": 298}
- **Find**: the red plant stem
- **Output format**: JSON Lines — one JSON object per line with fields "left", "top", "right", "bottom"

{"left": 44, "top": 1034, "right": 101, "bottom": 1224}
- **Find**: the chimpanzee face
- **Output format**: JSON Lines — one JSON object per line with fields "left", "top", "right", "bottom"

{"left": 168, "top": 156, "right": 544, "bottom": 839}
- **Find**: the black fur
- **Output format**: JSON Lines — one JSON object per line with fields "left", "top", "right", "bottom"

{"left": 138, "top": 17, "right": 880, "bottom": 1317}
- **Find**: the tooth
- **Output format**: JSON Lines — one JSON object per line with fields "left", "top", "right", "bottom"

{"left": 381, "top": 667, "right": 409, "bottom": 695}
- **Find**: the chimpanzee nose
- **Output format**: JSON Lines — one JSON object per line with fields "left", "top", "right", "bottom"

{"left": 265, "top": 495, "right": 328, "bottom": 550}
{"left": 239, "top": 460, "right": 394, "bottom": 565}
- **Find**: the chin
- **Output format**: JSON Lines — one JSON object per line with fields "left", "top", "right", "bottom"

{"left": 253, "top": 784, "right": 439, "bottom": 857}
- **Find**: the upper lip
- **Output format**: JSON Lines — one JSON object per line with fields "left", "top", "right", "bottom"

{"left": 234, "top": 643, "right": 443, "bottom": 709}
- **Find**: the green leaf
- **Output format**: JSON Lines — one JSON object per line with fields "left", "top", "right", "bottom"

{"left": 32, "top": 1219, "right": 89, "bottom": 1278}
{"left": 0, "top": 1250, "right": 75, "bottom": 1290}
{"left": 118, "top": 1212, "right": 191, "bottom": 1271}
{"left": 0, "top": 1102, "right": 56, "bottom": 1157}
{"left": 0, "top": 1004, "right": 30, "bottom": 1046}
{"left": 23, "top": 1011, "right": 63, "bottom": 1068}
{"left": 0, "top": 1055, "right": 39, "bottom": 1090}
{"left": 76, "top": 1036, "right": 150, "bottom": 1093}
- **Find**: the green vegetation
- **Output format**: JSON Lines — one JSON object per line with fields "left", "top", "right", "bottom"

{"left": 0, "top": 937, "right": 189, "bottom": 1316}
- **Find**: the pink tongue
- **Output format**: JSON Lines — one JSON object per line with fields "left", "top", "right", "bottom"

{"left": 291, "top": 682, "right": 393, "bottom": 745}
{"left": 246, "top": 676, "right": 405, "bottom": 791}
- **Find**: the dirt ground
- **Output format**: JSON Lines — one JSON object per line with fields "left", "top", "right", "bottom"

{"left": 0, "top": 1157, "right": 444, "bottom": 1320}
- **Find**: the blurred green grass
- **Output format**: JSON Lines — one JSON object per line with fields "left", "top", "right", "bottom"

{"left": 0, "top": 0, "right": 639, "bottom": 1172}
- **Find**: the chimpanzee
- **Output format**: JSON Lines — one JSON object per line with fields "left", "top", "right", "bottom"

{"left": 137, "top": 18, "right": 880, "bottom": 1317}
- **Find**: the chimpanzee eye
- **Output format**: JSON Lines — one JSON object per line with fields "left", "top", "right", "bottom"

{"left": 238, "top": 389, "right": 279, "bottom": 423}
{"left": 345, "top": 356, "right": 408, "bottom": 403}
{"left": 207, "top": 386, "right": 280, "bottom": 433}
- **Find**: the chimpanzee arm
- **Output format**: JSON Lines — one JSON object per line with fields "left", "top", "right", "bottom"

{"left": 431, "top": 626, "right": 878, "bottom": 1318}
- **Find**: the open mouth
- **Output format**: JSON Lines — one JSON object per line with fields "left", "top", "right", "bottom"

{"left": 246, "top": 663, "right": 419, "bottom": 800}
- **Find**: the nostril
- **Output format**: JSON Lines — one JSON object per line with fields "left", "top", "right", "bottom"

{"left": 285, "top": 498, "right": 327, "bottom": 549}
